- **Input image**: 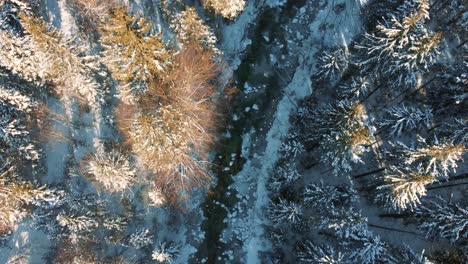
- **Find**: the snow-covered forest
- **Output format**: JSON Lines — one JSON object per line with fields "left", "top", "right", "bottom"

{"left": 0, "top": 0, "right": 466, "bottom": 263}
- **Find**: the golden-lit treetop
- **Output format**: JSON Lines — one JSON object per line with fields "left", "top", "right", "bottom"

{"left": 19, "top": 14, "right": 99, "bottom": 102}
{"left": 100, "top": 8, "right": 171, "bottom": 87}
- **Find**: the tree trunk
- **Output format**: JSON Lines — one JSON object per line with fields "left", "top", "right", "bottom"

{"left": 353, "top": 167, "right": 385, "bottom": 179}
{"left": 368, "top": 223, "right": 422, "bottom": 236}
{"left": 427, "top": 181, "right": 468, "bottom": 191}
{"left": 378, "top": 213, "right": 411, "bottom": 219}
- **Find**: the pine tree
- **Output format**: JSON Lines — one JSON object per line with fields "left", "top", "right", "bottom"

{"left": 0, "top": 166, "right": 56, "bottom": 235}
{"left": 56, "top": 213, "right": 98, "bottom": 235}
{"left": 0, "top": 31, "right": 52, "bottom": 84}
{"left": 339, "top": 76, "right": 370, "bottom": 100}
{"left": 171, "top": 7, "right": 219, "bottom": 54}
{"left": 320, "top": 121, "right": 372, "bottom": 176}
{"left": 441, "top": 118, "right": 467, "bottom": 146}
{"left": 269, "top": 163, "right": 301, "bottom": 192}
{"left": 100, "top": 7, "right": 171, "bottom": 97}
{"left": 267, "top": 198, "right": 303, "bottom": 225}
{"left": 395, "top": 245, "right": 430, "bottom": 264}
{"left": 376, "top": 166, "right": 435, "bottom": 210}
{"left": 379, "top": 104, "right": 432, "bottom": 137}
{"left": 19, "top": 14, "right": 100, "bottom": 102}
{"left": 147, "top": 187, "right": 167, "bottom": 207}
{"left": 304, "top": 182, "right": 357, "bottom": 209}
{"left": 414, "top": 197, "right": 467, "bottom": 244}
{"left": 357, "top": 0, "right": 438, "bottom": 87}
{"left": 0, "top": 86, "right": 38, "bottom": 162}
{"left": 203, "top": 0, "right": 246, "bottom": 20}
{"left": 350, "top": 233, "right": 390, "bottom": 264}
{"left": 297, "top": 241, "right": 345, "bottom": 263}
{"left": 84, "top": 149, "right": 136, "bottom": 193}
{"left": 359, "top": 0, "right": 430, "bottom": 68}
{"left": 296, "top": 100, "right": 366, "bottom": 145}
{"left": 152, "top": 242, "right": 180, "bottom": 263}
{"left": 128, "top": 228, "right": 153, "bottom": 249}
{"left": 392, "top": 135, "right": 465, "bottom": 178}
{"left": 315, "top": 48, "right": 349, "bottom": 81}
{"left": 320, "top": 209, "right": 369, "bottom": 241}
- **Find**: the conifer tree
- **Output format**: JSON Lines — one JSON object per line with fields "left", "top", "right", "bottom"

{"left": 358, "top": 0, "right": 440, "bottom": 87}
{"left": 320, "top": 121, "right": 372, "bottom": 176}
{"left": 379, "top": 104, "right": 432, "bottom": 137}
{"left": 100, "top": 7, "right": 171, "bottom": 98}
{"left": 414, "top": 197, "right": 467, "bottom": 244}
{"left": 376, "top": 166, "right": 435, "bottom": 210}
{"left": 391, "top": 135, "right": 465, "bottom": 178}
{"left": 0, "top": 167, "right": 56, "bottom": 235}
{"left": 315, "top": 48, "right": 349, "bottom": 81}
{"left": 0, "top": 31, "right": 52, "bottom": 84}
{"left": 171, "top": 7, "right": 219, "bottom": 54}
{"left": 267, "top": 198, "right": 303, "bottom": 225}
{"left": 84, "top": 149, "right": 136, "bottom": 193}
{"left": 19, "top": 14, "right": 99, "bottom": 102}
{"left": 297, "top": 241, "right": 345, "bottom": 263}
{"left": 0, "top": 85, "right": 38, "bottom": 162}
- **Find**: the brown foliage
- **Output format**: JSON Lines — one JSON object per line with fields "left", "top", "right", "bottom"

{"left": 120, "top": 45, "right": 223, "bottom": 201}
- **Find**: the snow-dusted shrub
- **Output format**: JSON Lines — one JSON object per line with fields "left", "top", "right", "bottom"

{"left": 321, "top": 209, "right": 369, "bottom": 241}
{"left": 376, "top": 166, "right": 435, "bottom": 211}
{"left": 267, "top": 198, "right": 303, "bottom": 225}
{"left": 147, "top": 187, "right": 167, "bottom": 207}
{"left": 304, "top": 181, "right": 357, "bottom": 209}
{"left": 203, "top": 0, "right": 246, "bottom": 20}
{"left": 152, "top": 242, "right": 180, "bottom": 263}
{"left": 297, "top": 241, "right": 345, "bottom": 263}
{"left": 100, "top": 7, "right": 171, "bottom": 98}
{"left": 391, "top": 135, "right": 465, "bottom": 178}
{"left": 171, "top": 7, "right": 219, "bottom": 55}
{"left": 379, "top": 104, "right": 432, "bottom": 136}
{"left": 129, "top": 229, "right": 153, "bottom": 249}
{"left": 315, "top": 48, "right": 349, "bottom": 81}
{"left": 84, "top": 150, "right": 136, "bottom": 193}
{"left": 414, "top": 197, "right": 467, "bottom": 244}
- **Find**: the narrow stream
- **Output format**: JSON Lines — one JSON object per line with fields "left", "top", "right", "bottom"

{"left": 195, "top": 2, "right": 308, "bottom": 262}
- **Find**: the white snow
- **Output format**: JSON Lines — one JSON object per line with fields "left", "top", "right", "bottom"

{"left": 220, "top": 0, "right": 365, "bottom": 262}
